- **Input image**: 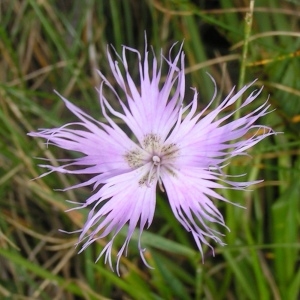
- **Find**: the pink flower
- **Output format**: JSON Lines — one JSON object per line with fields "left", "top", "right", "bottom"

{"left": 29, "top": 42, "right": 275, "bottom": 273}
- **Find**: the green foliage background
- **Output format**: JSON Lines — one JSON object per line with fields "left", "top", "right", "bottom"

{"left": 0, "top": 0, "right": 299, "bottom": 299}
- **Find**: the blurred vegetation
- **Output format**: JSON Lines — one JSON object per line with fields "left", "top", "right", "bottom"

{"left": 0, "top": 0, "right": 299, "bottom": 299}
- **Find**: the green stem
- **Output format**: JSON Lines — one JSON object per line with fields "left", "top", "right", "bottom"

{"left": 235, "top": 0, "right": 255, "bottom": 119}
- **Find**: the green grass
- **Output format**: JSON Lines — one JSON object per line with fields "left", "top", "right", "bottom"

{"left": 1, "top": 0, "right": 299, "bottom": 299}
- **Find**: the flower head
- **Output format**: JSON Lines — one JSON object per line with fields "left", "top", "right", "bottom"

{"left": 29, "top": 41, "right": 275, "bottom": 273}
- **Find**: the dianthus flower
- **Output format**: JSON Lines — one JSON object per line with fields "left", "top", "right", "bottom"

{"left": 29, "top": 42, "right": 275, "bottom": 273}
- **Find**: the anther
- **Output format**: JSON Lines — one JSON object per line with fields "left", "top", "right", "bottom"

{"left": 152, "top": 155, "right": 160, "bottom": 165}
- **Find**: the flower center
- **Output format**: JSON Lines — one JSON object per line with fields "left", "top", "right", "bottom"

{"left": 124, "top": 133, "right": 179, "bottom": 191}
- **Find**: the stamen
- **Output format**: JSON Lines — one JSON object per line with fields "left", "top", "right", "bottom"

{"left": 147, "top": 155, "right": 162, "bottom": 188}
{"left": 158, "top": 178, "right": 165, "bottom": 192}
{"left": 146, "top": 163, "right": 155, "bottom": 187}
